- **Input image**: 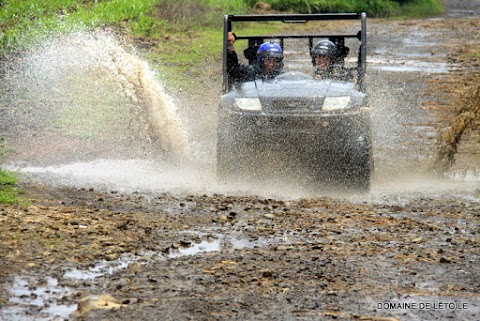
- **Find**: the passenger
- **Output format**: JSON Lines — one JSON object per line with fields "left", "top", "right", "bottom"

{"left": 227, "top": 32, "right": 284, "bottom": 83}
{"left": 311, "top": 39, "right": 354, "bottom": 81}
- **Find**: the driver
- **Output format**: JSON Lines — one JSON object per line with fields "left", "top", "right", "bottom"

{"left": 227, "top": 32, "right": 284, "bottom": 83}
{"left": 311, "top": 39, "right": 354, "bottom": 81}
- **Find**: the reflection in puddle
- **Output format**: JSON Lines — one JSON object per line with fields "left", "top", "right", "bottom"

{"left": 1, "top": 233, "right": 273, "bottom": 320}
{"left": 168, "top": 239, "right": 221, "bottom": 258}
{"left": 167, "top": 235, "right": 270, "bottom": 258}
{"left": 1, "top": 276, "right": 77, "bottom": 321}
{"left": 61, "top": 234, "right": 267, "bottom": 280}
{"left": 63, "top": 253, "right": 147, "bottom": 280}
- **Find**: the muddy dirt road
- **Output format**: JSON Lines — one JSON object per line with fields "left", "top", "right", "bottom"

{"left": 1, "top": 2, "right": 480, "bottom": 321}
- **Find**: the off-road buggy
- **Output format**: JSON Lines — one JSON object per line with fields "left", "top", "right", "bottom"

{"left": 217, "top": 13, "right": 373, "bottom": 192}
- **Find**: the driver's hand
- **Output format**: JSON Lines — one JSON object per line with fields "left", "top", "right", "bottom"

{"left": 227, "top": 32, "right": 235, "bottom": 52}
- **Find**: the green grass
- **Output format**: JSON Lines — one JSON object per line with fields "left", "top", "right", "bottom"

{"left": 0, "top": 170, "right": 16, "bottom": 185}
{"left": 470, "top": 52, "right": 480, "bottom": 59}
{"left": 390, "top": 0, "right": 444, "bottom": 18}
{"left": 148, "top": 29, "right": 224, "bottom": 91}
{"left": 245, "top": 0, "right": 443, "bottom": 17}
{"left": 0, "top": 0, "right": 446, "bottom": 73}
{"left": 0, "top": 169, "right": 18, "bottom": 204}
{"left": 0, "top": 0, "right": 444, "bottom": 57}
{"left": 54, "top": 102, "right": 130, "bottom": 140}
{"left": 0, "top": 0, "right": 248, "bottom": 56}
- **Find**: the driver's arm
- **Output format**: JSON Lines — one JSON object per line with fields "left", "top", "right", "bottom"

{"left": 227, "top": 32, "right": 239, "bottom": 77}
{"left": 226, "top": 32, "right": 255, "bottom": 83}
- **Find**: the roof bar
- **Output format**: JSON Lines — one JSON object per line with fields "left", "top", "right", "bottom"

{"left": 227, "top": 13, "right": 362, "bottom": 22}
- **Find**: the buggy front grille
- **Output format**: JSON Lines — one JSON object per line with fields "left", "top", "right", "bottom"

{"left": 265, "top": 97, "right": 324, "bottom": 111}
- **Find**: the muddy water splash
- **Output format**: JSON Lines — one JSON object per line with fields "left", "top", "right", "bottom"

{"left": 433, "top": 85, "right": 480, "bottom": 172}
{"left": 105, "top": 37, "right": 191, "bottom": 160}
{"left": 0, "top": 29, "right": 189, "bottom": 163}
{"left": 1, "top": 23, "right": 479, "bottom": 197}
{"left": 0, "top": 29, "right": 316, "bottom": 198}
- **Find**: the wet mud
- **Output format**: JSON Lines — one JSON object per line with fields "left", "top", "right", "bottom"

{"left": 1, "top": 184, "right": 479, "bottom": 320}
{"left": 1, "top": 2, "right": 480, "bottom": 320}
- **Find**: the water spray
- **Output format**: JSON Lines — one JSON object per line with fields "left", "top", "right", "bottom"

{"left": 0, "top": 29, "right": 190, "bottom": 165}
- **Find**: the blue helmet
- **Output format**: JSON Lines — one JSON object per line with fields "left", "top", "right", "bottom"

{"left": 256, "top": 42, "right": 284, "bottom": 63}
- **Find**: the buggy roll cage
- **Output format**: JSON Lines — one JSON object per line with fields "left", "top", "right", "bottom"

{"left": 222, "top": 12, "right": 367, "bottom": 94}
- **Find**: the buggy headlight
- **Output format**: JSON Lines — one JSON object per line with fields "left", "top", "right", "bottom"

{"left": 235, "top": 98, "right": 262, "bottom": 111}
{"left": 322, "top": 96, "right": 351, "bottom": 111}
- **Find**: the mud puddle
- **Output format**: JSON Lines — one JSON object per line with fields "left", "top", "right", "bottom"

{"left": 1, "top": 276, "right": 76, "bottom": 321}
{"left": 63, "top": 232, "right": 281, "bottom": 280}
{"left": 1, "top": 232, "right": 286, "bottom": 320}
{"left": 368, "top": 57, "right": 453, "bottom": 73}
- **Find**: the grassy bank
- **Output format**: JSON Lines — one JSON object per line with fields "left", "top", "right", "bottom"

{"left": 0, "top": 169, "right": 18, "bottom": 204}
{"left": 0, "top": 0, "right": 443, "bottom": 57}
{"left": 0, "top": 0, "right": 246, "bottom": 56}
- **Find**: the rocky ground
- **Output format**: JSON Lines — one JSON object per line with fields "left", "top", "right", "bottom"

{"left": 1, "top": 184, "right": 480, "bottom": 321}
{"left": 1, "top": 2, "right": 480, "bottom": 321}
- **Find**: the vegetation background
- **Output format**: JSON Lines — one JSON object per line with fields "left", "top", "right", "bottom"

{"left": 0, "top": 0, "right": 443, "bottom": 56}
{"left": 0, "top": 0, "right": 444, "bottom": 203}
